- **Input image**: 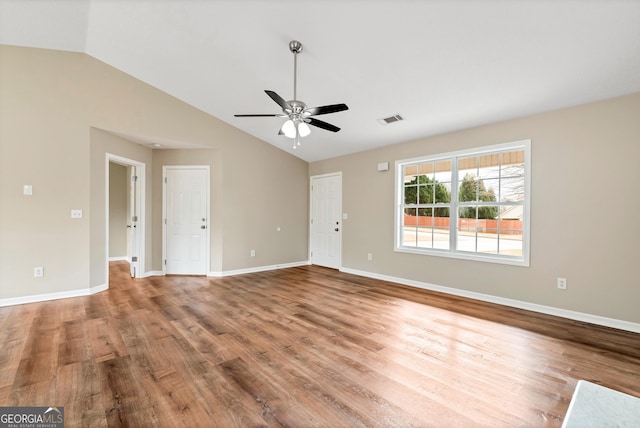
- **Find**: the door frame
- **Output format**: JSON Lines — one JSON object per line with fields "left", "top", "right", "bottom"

{"left": 162, "top": 165, "right": 211, "bottom": 275}
{"left": 105, "top": 153, "right": 146, "bottom": 282}
{"left": 309, "top": 171, "right": 343, "bottom": 268}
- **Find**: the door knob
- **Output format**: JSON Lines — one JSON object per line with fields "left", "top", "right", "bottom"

{"left": 201, "top": 225, "right": 206, "bottom": 229}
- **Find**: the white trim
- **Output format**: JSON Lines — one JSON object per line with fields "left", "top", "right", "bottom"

{"left": 0, "top": 284, "right": 108, "bottom": 307}
{"left": 108, "top": 256, "right": 129, "bottom": 262}
{"left": 106, "top": 153, "right": 146, "bottom": 284}
{"left": 393, "top": 246, "right": 530, "bottom": 266}
{"left": 340, "top": 267, "right": 640, "bottom": 334}
{"left": 91, "top": 283, "right": 109, "bottom": 294}
{"left": 209, "top": 261, "right": 309, "bottom": 277}
{"left": 143, "top": 270, "right": 165, "bottom": 278}
{"left": 310, "top": 171, "right": 344, "bottom": 180}
{"left": 396, "top": 140, "right": 531, "bottom": 167}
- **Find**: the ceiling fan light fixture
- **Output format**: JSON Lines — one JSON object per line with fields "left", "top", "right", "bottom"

{"left": 282, "top": 119, "right": 296, "bottom": 138}
{"left": 298, "top": 121, "right": 311, "bottom": 137}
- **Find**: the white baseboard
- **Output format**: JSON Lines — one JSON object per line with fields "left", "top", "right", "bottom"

{"left": 136, "top": 261, "right": 310, "bottom": 278}
{"left": 0, "top": 283, "right": 108, "bottom": 307}
{"left": 209, "top": 260, "right": 310, "bottom": 277}
{"left": 340, "top": 267, "right": 640, "bottom": 334}
{"left": 90, "top": 283, "right": 108, "bottom": 294}
{"left": 143, "top": 270, "right": 164, "bottom": 278}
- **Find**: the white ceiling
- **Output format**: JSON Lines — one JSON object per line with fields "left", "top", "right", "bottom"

{"left": 1, "top": 0, "right": 639, "bottom": 162}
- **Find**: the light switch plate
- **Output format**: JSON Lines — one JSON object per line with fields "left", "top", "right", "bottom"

{"left": 23, "top": 185, "right": 33, "bottom": 195}
{"left": 71, "top": 210, "right": 83, "bottom": 219}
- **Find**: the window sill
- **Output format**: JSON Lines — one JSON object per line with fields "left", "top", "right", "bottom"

{"left": 395, "top": 246, "right": 530, "bottom": 267}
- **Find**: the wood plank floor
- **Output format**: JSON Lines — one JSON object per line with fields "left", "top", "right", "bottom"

{"left": 1, "top": 261, "right": 639, "bottom": 427}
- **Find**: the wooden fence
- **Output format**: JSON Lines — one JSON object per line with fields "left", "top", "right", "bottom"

{"left": 404, "top": 215, "right": 522, "bottom": 235}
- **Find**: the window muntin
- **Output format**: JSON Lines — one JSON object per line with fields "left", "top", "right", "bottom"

{"left": 396, "top": 141, "right": 530, "bottom": 266}
{"left": 402, "top": 160, "right": 451, "bottom": 250}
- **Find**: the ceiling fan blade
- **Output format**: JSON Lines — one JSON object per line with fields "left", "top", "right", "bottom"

{"left": 307, "top": 117, "right": 341, "bottom": 132}
{"left": 305, "top": 103, "right": 349, "bottom": 116}
{"left": 265, "top": 90, "right": 290, "bottom": 111}
{"left": 234, "top": 114, "right": 286, "bottom": 117}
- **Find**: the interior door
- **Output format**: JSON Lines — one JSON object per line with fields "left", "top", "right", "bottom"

{"left": 310, "top": 173, "right": 342, "bottom": 269}
{"left": 108, "top": 153, "right": 145, "bottom": 282}
{"left": 129, "top": 166, "right": 139, "bottom": 278}
{"left": 165, "top": 167, "right": 209, "bottom": 275}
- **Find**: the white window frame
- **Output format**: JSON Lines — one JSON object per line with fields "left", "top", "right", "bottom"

{"left": 395, "top": 139, "right": 531, "bottom": 267}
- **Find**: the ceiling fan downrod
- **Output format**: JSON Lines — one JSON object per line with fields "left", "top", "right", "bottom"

{"left": 289, "top": 40, "right": 302, "bottom": 102}
{"left": 289, "top": 40, "right": 304, "bottom": 149}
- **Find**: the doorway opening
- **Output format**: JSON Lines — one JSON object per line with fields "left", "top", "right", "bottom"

{"left": 106, "top": 153, "right": 145, "bottom": 282}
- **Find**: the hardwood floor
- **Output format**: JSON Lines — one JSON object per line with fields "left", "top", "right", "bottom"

{"left": 1, "top": 261, "right": 639, "bottom": 427}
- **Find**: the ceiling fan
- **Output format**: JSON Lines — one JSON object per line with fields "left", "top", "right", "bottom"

{"left": 234, "top": 40, "right": 348, "bottom": 149}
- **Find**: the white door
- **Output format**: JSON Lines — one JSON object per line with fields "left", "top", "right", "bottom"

{"left": 129, "top": 166, "right": 140, "bottom": 278}
{"left": 310, "top": 173, "right": 342, "bottom": 269}
{"left": 165, "top": 167, "right": 209, "bottom": 275}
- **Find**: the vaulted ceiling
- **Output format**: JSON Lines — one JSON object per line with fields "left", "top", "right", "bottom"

{"left": 2, "top": 0, "right": 639, "bottom": 162}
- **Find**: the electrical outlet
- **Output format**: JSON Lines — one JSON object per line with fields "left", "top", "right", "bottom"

{"left": 250, "top": 250, "right": 256, "bottom": 257}
{"left": 557, "top": 277, "right": 567, "bottom": 290}
{"left": 367, "top": 253, "right": 373, "bottom": 261}
{"left": 34, "top": 267, "right": 44, "bottom": 278}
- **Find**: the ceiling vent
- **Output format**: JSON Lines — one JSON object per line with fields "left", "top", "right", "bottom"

{"left": 377, "top": 114, "right": 404, "bottom": 125}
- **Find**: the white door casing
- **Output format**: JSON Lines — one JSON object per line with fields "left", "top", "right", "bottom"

{"left": 106, "top": 153, "right": 145, "bottom": 283}
{"left": 310, "top": 173, "right": 342, "bottom": 269}
{"left": 163, "top": 166, "right": 210, "bottom": 275}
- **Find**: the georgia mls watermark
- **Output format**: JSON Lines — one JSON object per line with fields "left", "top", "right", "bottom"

{"left": 0, "top": 407, "right": 64, "bottom": 428}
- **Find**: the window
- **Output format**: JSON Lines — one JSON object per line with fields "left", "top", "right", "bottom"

{"left": 396, "top": 140, "right": 530, "bottom": 266}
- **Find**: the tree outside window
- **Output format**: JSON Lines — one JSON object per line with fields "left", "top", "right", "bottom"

{"left": 458, "top": 173, "right": 498, "bottom": 219}
{"left": 404, "top": 175, "right": 451, "bottom": 217}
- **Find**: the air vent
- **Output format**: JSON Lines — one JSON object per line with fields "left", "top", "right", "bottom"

{"left": 377, "top": 114, "right": 404, "bottom": 125}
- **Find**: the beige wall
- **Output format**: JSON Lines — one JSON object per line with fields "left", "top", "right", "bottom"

{"left": 108, "top": 162, "right": 128, "bottom": 258}
{"left": 0, "top": 44, "right": 309, "bottom": 299}
{"left": 310, "top": 93, "right": 640, "bottom": 324}
{"left": 151, "top": 149, "right": 308, "bottom": 273}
